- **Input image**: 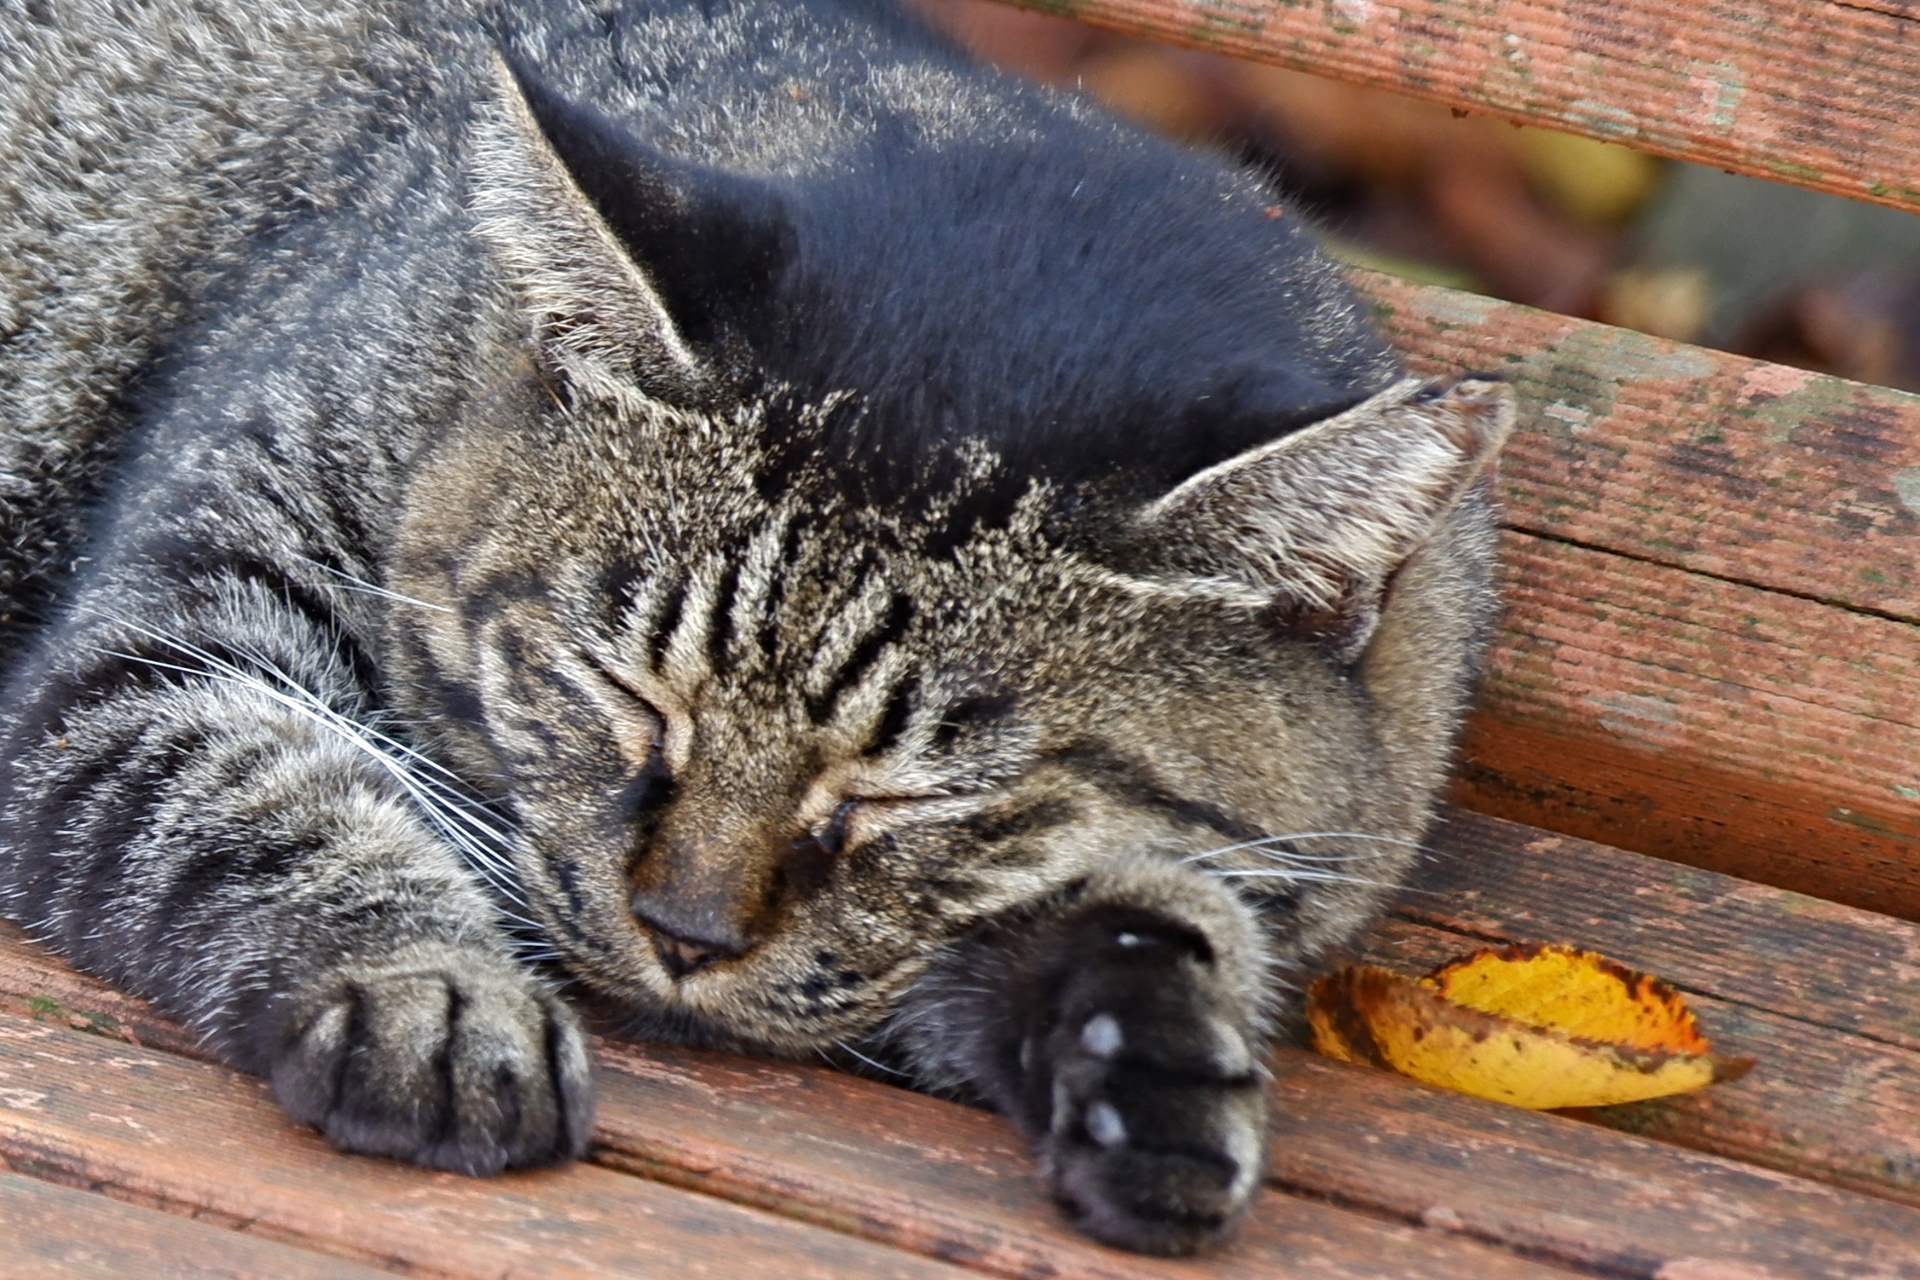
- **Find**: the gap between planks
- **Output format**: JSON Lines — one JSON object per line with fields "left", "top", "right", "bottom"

{"left": 8, "top": 815, "right": 1920, "bottom": 1280}
{"left": 1345, "top": 270, "right": 1920, "bottom": 915}
{"left": 1351, "top": 809, "right": 1920, "bottom": 1212}
{"left": 0, "top": 1007, "right": 1569, "bottom": 1280}
{"left": 0, "top": 924, "right": 1559, "bottom": 1274}
{"left": 0, "top": 1171, "right": 396, "bottom": 1280}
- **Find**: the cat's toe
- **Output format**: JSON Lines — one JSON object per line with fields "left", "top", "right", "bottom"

{"left": 268, "top": 942, "right": 593, "bottom": 1174}
{"left": 1039, "top": 1045, "right": 1268, "bottom": 1255}
{"left": 1030, "top": 910, "right": 1269, "bottom": 1254}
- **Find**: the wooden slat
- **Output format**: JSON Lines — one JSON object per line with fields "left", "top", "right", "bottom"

{"left": 8, "top": 912, "right": 1920, "bottom": 1276}
{"left": 1409, "top": 810, "right": 1920, "bottom": 1050}
{"left": 1357, "top": 915, "right": 1920, "bottom": 1212}
{"left": 1335, "top": 272, "right": 1920, "bottom": 911}
{"left": 1263, "top": 1049, "right": 1920, "bottom": 1280}
{"left": 0, "top": 928, "right": 1573, "bottom": 1280}
{"left": 1465, "top": 530, "right": 1920, "bottom": 914}
{"left": 0, "top": 1020, "right": 973, "bottom": 1280}
{"left": 1362, "top": 272, "right": 1920, "bottom": 623}
{"left": 1355, "top": 810, "right": 1920, "bottom": 1207}
{"left": 0, "top": 1172, "right": 394, "bottom": 1280}
{"left": 1002, "top": 0, "right": 1920, "bottom": 213}
{"left": 590, "top": 1041, "right": 1564, "bottom": 1279}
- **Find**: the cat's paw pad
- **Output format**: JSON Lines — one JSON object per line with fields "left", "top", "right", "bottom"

{"left": 1030, "top": 907, "right": 1268, "bottom": 1256}
{"left": 268, "top": 943, "right": 593, "bottom": 1174}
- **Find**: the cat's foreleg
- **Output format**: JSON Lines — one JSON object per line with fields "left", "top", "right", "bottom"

{"left": 894, "top": 856, "right": 1276, "bottom": 1255}
{"left": 0, "top": 596, "right": 592, "bottom": 1173}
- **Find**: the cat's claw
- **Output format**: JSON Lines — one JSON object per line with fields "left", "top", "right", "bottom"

{"left": 267, "top": 943, "right": 593, "bottom": 1174}
{"left": 1028, "top": 908, "right": 1269, "bottom": 1256}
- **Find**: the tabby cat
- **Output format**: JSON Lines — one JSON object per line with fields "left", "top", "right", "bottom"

{"left": 0, "top": 0, "right": 1513, "bottom": 1254}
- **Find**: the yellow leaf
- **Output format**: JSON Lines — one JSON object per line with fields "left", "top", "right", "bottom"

{"left": 1307, "top": 946, "right": 1752, "bottom": 1110}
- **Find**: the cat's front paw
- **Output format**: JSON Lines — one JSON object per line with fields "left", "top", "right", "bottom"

{"left": 1029, "top": 906, "right": 1268, "bottom": 1256}
{"left": 267, "top": 942, "right": 593, "bottom": 1174}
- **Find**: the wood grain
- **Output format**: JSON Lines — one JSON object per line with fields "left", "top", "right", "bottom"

{"left": 1352, "top": 919, "right": 1920, "bottom": 1210}
{"left": 0, "top": 928, "right": 1572, "bottom": 1280}
{"left": 1409, "top": 810, "right": 1920, "bottom": 1049}
{"left": 0, "top": 1018, "right": 972, "bottom": 1280}
{"left": 1336, "top": 272, "right": 1920, "bottom": 909}
{"left": 8, "top": 911, "right": 1920, "bottom": 1276}
{"left": 1262, "top": 1048, "right": 1920, "bottom": 1279}
{"left": 589, "top": 1040, "right": 1564, "bottom": 1280}
{"left": 0, "top": 1172, "right": 395, "bottom": 1280}
{"left": 1338, "top": 810, "right": 1920, "bottom": 1210}
{"left": 1459, "top": 530, "right": 1920, "bottom": 913}
{"left": 1360, "top": 271, "right": 1920, "bottom": 623}
{"left": 994, "top": 0, "right": 1920, "bottom": 212}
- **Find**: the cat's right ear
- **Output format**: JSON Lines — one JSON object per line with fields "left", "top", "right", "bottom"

{"left": 1124, "top": 377, "right": 1514, "bottom": 663}
{"left": 469, "top": 51, "right": 792, "bottom": 408}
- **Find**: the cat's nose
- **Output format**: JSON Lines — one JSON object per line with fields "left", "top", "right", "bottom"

{"left": 630, "top": 895, "right": 753, "bottom": 978}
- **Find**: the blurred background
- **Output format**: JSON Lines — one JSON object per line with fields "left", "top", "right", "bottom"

{"left": 907, "top": 0, "right": 1920, "bottom": 393}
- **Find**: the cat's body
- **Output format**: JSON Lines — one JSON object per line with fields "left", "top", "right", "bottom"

{"left": 0, "top": 0, "right": 1511, "bottom": 1253}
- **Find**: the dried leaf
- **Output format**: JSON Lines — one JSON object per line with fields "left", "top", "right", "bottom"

{"left": 1307, "top": 944, "right": 1753, "bottom": 1109}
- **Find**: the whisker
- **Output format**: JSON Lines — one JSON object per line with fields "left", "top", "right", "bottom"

{"left": 299, "top": 557, "right": 453, "bottom": 613}
{"left": 1205, "top": 868, "right": 1402, "bottom": 890}
{"left": 87, "top": 616, "right": 542, "bottom": 936}
{"left": 1180, "top": 830, "right": 1430, "bottom": 867}
{"left": 833, "top": 1040, "right": 912, "bottom": 1079}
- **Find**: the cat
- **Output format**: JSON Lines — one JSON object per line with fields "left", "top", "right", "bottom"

{"left": 0, "top": 0, "right": 1513, "bottom": 1255}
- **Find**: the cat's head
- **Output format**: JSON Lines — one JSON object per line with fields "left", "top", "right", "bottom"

{"left": 380, "top": 52, "right": 1512, "bottom": 1052}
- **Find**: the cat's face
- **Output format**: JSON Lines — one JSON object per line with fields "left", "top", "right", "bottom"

{"left": 377, "top": 53, "right": 1511, "bottom": 1052}
{"left": 385, "top": 371, "right": 1507, "bottom": 1053}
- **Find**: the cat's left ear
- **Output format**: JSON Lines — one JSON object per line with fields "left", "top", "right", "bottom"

{"left": 469, "top": 51, "right": 792, "bottom": 407}
{"left": 1129, "top": 377, "right": 1515, "bottom": 661}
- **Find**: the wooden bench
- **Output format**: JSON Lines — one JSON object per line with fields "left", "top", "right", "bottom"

{"left": 7, "top": 0, "right": 1920, "bottom": 1275}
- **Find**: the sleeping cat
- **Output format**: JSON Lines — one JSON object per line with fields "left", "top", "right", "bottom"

{"left": 0, "top": 0, "right": 1512, "bottom": 1255}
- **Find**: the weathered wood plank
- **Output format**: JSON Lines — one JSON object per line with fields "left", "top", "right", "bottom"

{"left": 1353, "top": 919, "right": 1920, "bottom": 1211}
{"left": 1325, "top": 274, "right": 1920, "bottom": 908}
{"left": 1360, "top": 272, "right": 1920, "bottom": 624}
{"left": 0, "top": 1017, "right": 973, "bottom": 1280}
{"left": 1409, "top": 810, "right": 1920, "bottom": 1050}
{"left": 8, "top": 913, "right": 1920, "bottom": 1276}
{"left": 1463, "top": 530, "right": 1920, "bottom": 914}
{"left": 1339, "top": 810, "right": 1920, "bottom": 1210}
{"left": 997, "top": 0, "right": 1920, "bottom": 213}
{"left": 0, "top": 1171, "right": 395, "bottom": 1280}
{"left": 1263, "top": 1049, "right": 1920, "bottom": 1280}
{"left": 590, "top": 1040, "right": 1564, "bottom": 1280}
{"left": 0, "top": 930, "right": 1573, "bottom": 1279}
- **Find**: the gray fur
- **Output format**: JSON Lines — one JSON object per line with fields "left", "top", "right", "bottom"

{"left": 0, "top": 0, "right": 1511, "bottom": 1254}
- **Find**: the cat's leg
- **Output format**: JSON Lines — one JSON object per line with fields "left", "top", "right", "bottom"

{"left": 0, "top": 588, "right": 592, "bottom": 1174}
{"left": 895, "top": 855, "right": 1275, "bottom": 1255}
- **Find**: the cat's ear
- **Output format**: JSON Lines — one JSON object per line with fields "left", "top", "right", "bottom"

{"left": 1130, "top": 377, "right": 1515, "bottom": 661}
{"left": 469, "top": 51, "right": 792, "bottom": 406}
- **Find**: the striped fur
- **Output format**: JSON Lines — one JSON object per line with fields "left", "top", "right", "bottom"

{"left": 0, "top": 0, "right": 1511, "bottom": 1254}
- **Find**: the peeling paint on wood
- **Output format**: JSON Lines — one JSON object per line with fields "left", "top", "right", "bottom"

{"left": 1337, "top": 271, "right": 1920, "bottom": 906}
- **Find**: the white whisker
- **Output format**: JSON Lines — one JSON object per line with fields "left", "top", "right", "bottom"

{"left": 1205, "top": 868, "right": 1401, "bottom": 889}
{"left": 299, "top": 557, "right": 453, "bottom": 613}
{"left": 834, "top": 1040, "right": 912, "bottom": 1078}
{"left": 88, "top": 616, "right": 544, "bottom": 942}
{"left": 1181, "top": 830, "right": 1429, "bottom": 866}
